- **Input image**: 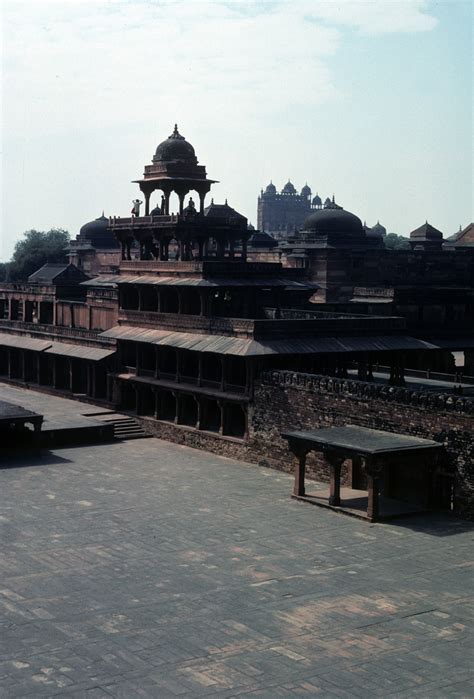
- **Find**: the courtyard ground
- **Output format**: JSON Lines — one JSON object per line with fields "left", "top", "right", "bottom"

{"left": 0, "top": 389, "right": 473, "bottom": 697}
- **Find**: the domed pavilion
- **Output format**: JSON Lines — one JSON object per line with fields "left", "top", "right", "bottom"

{"left": 133, "top": 124, "right": 217, "bottom": 216}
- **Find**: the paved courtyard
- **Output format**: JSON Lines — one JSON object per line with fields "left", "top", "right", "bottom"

{"left": 1, "top": 417, "right": 473, "bottom": 696}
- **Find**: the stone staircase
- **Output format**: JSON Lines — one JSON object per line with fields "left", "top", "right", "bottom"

{"left": 83, "top": 412, "right": 150, "bottom": 440}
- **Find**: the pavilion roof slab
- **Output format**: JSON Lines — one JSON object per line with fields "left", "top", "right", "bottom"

{"left": 0, "top": 333, "right": 52, "bottom": 352}
{"left": 100, "top": 326, "right": 435, "bottom": 357}
{"left": 44, "top": 342, "right": 116, "bottom": 361}
{"left": 114, "top": 275, "right": 317, "bottom": 289}
{"left": 281, "top": 425, "right": 443, "bottom": 457}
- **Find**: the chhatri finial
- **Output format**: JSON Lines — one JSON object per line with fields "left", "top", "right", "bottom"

{"left": 101, "top": 210, "right": 105, "bottom": 217}
{"left": 225, "top": 198, "right": 228, "bottom": 205}
{"left": 332, "top": 194, "right": 335, "bottom": 203}
{"left": 173, "top": 123, "right": 178, "bottom": 134}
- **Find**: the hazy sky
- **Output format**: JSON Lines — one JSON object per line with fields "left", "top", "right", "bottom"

{"left": 1, "top": 0, "right": 472, "bottom": 260}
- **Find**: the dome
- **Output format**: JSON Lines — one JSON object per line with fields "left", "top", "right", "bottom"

{"left": 312, "top": 194, "right": 322, "bottom": 206}
{"left": 78, "top": 213, "right": 118, "bottom": 249}
{"left": 153, "top": 124, "right": 197, "bottom": 164}
{"left": 282, "top": 180, "right": 296, "bottom": 194}
{"left": 371, "top": 221, "right": 387, "bottom": 236}
{"left": 301, "top": 183, "right": 311, "bottom": 197}
{"left": 303, "top": 207, "right": 365, "bottom": 238}
{"left": 264, "top": 181, "right": 277, "bottom": 195}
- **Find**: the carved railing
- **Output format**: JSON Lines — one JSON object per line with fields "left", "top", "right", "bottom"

{"left": 118, "top": 310, "right": 256, "bottom": 337}
{"left": 0, "top": 319, "right": 115, "bottom": 345}
{"left": 261, "top": 370, "right": 474, "bottom": 415}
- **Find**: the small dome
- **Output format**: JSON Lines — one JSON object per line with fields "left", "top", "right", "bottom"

{"left": 150, "top": 203, "right": 162, "bottom": 216}
{"left": 282, "top": 180, "right": 296, "bottom": 194}
{"left": 264, "top": 181, "right": 277, "bottom": 195}
{"left": 312, "top": 194, "right": 322, "bottom": 206}
{"left": 153, "top": 124, "right": 197, "bottom": 164}
{"left": 371, "top": 221, "right": 387, "bottom": 236}
{"left": 301, "top": 183, "right": 311, "bottom": 197}
{"left": 303, "top": 207, "right": 364, "bottom": 238}
{"left": 78, "top": 213, "right": 118, "bottom": 249}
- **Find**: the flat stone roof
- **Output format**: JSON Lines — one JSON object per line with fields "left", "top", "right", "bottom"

{"left": 0, "top": 399, "right": 42, "bottom": 423}
{"left": 282, "top": 425, "right": 443, "bottom": 456}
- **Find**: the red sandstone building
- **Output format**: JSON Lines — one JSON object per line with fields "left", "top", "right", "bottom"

{"left": 0, "top": 125, "right": 472, "bottom": 518}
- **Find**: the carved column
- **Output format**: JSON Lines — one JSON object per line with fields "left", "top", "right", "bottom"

{"left": 366, "top": 458, "right": 383, "bottom": 522}
{"left": 326, "top": 451, "right": 344, "bottom": 506}
{"left": 294, "top": 449, "right": 308, "bottom": 496}
{"left": 144, "top": 191, "right": 151, "bottom": 216}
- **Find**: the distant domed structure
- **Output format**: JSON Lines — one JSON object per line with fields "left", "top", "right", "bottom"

{"left": 312, "top": 194, "right": 322, "bottom": 207}
{"left": 370, "top": 221, "right": 387, "bottom": 237}
{"left": 264, "top": 181, "right": 277, "bottom": 195}
{"left": 152, "top": 124, "right": 197, "bottom": 164}
{"left": 303, "top": 207, "right": 365, "bottom": 240}
{"left": 77, "top": 213, "right": 118, "bottom": 249}
{"left": 301, "top": 183, "right": 311, "bottom": 198}
{"left": 282, "top": 180, "right": 296, "bottom": 195}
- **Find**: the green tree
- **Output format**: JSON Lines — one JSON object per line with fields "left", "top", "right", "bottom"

{"left": 8, "top": 229, "right": 70, "bottom": 281}
{"left": 0, "top": 262, "right": 10, "bottom": 282}
{"left": 384, "top": 232, "right": 411, "bottom": 250}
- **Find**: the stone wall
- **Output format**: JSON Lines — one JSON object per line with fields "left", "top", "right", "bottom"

{"left": 251, "top": 371, "right": 474, "bottom": 519}
{"left": 134, "top": 370, "right": 474, "bottom": 519}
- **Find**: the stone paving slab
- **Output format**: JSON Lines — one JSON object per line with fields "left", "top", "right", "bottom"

{"left": 1, "top": 410, "right": 473, "bottom": 696}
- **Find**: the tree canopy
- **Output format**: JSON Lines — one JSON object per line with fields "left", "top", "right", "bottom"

{"left": 6, "top": 229, "right": 70, "bottom": 281}
{"left": 384, "top": 232, "right": 411, "bottom": 250}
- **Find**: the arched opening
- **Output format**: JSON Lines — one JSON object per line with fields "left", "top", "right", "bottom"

{"left": 161, "top": 390, "right": 176, "bottom": 422}
{"left": 39, "top": 355, "right": 53, "bottom": 386}
{"left": 121, "top": 286, "right": 139, "bottom": 310}
{"left": 180, "top": 351, "right": 198, "bottom": 383}
{"left": 0, "top": 348, "right": 9, "bottom": 375}
{"left": 121, "top": 341, "right": 137, "bottom": 371}
{"left": 95, "top": 365, "right": 107, "bottom": 399}
{"left": 120, "top": 382, "right": 136, "bottom": 411}
{"left": 138, "top": 386, "right": 155, "bottom": 416}
{"left": 141, "top": 286, "right": 158, "bottom": 312}
{"left": 54, "top": 357, "right": 70, "bottom": 390}
{"left": 224, "top": 357, "right": 246, "bottom": 391}
{"left": 9, "top": 350, "right": 23, "bottom": 379}
{"left": 183, "top": 289, "right": 201, "bottom": 315}
{"left": 223, "top": 403, "right": 246, "bottom": 438}
{"left": 138, "top": 344, "right": 156, "bottom": 376}
{"left": 202, "top": 354, "right": 222, "bottom": 387}
{"left": 71, "top": 358, "right": 87, "bottom": 393}
{"left": 158, "top": 347, "right": 177, "bottom": 378}
{"left": 39, "top": 301, "right": 54, "bottom": 325}
{"left": 200, "top": 398, "right": 221, "bottom": 433}
{"left": 160, "top": 288, "right": 179, "bottom": 314}
{"left": 178, "top": 394, "right": 198, "bottom": 427}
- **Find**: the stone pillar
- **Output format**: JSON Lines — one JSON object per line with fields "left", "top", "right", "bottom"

{"left": 178, "top": 193, "right": 185, "bottom": 215}
{"left": 154, "top": 389, "right": 160, "bottom": 419}
{"left": 367, "top": 474, "right": 379, "bottom": 522}
{"left": 144, "top": 191, "right": 151, "bottom": 216}
{"left": 197, "top": 355, "right": 203, "bottom": 387}
{"left": 241, "top": 238, "right": 248, "bottom": 262}
{"left": 33, "top": 418, "right": 42, "bottom": 455}
{"left": 220, "top": 357, "right": 225, "bottom": 391}
{"left": 327, "top": 452, "right": 344, "bottom": 506}
{"left": 164, "top": 192, "right": 170, "bottom": 215}
{"left": 218, "top": 400, "right": 224, "bottom": 435}
{"left": 198, "top": 191, "right": 206, "bottom": 214}
{"left": 366, "top": 459, "right": 383, "bottom": 522}
{"left": 293, "top": 449, "right": 307, "bottom": 497}
{"left": 196, "top": 398, "right": 202, "bottom": 430}
{"left": 175, "top": 351, "right": 181, "bottom": 383}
